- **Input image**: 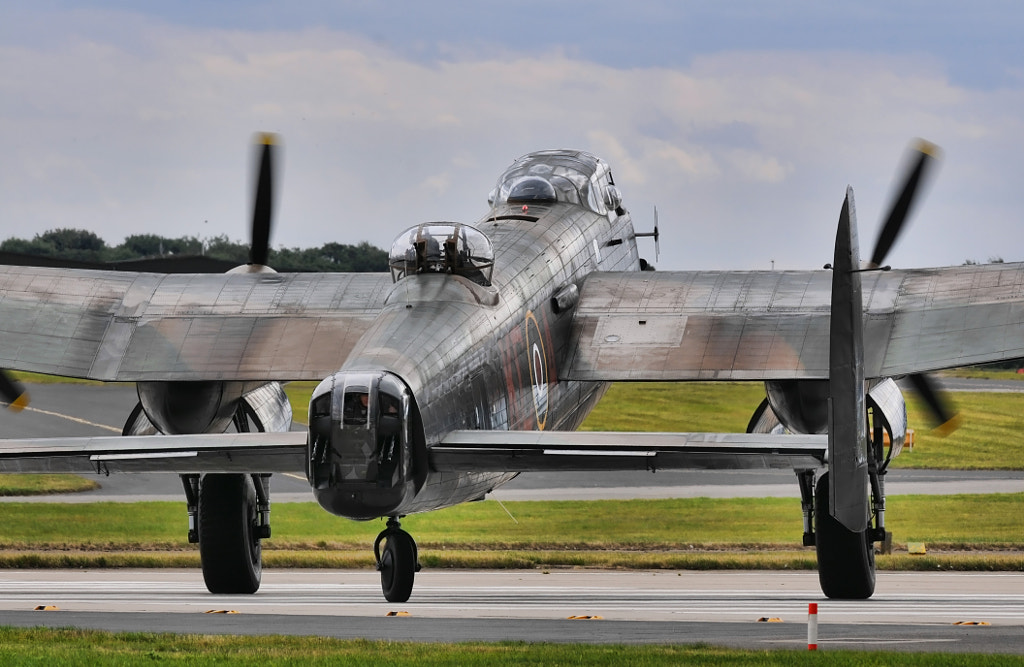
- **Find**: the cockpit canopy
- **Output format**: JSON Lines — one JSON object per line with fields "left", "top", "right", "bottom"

{"left": 388, "top": 223, "right": 494, "bottom": 286}
{"left": 489, "top": 149, "right": 615, "bottom": 214}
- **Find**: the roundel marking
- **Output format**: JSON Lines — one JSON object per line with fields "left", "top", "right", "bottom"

{"left": 525, "top": 310, "right": 549, "bottom": 430}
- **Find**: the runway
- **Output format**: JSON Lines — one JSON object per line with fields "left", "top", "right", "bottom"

{"left": 0, "top": 570, "right": 1022, "bottom": 652}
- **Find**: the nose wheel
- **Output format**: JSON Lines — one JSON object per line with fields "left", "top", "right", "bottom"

{"left": 374, "top": 517, "right": 420, "bottom": 603}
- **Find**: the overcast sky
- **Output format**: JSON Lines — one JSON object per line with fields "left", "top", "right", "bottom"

{"left": 2, "top": 1, "right": 1022, "bottom": 270}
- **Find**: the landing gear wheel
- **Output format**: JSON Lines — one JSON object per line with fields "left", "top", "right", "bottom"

{"left": 374, "top": 519, "right": 419, "bottom": 603}
{"left": 814, "top": 471, "right": 875, "bottom": 599}
{"left": 198, "top": 474, "right": 262, "bottom": 594}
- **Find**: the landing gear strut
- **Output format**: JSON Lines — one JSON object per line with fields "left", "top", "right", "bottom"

{"left": 190, "top": 473, "right": 271, "bottom": 594}
{"left": 374, "top": 517, "right": 420, "bottom": 603}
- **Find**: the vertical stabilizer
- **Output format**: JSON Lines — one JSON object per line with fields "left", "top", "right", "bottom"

{"left": 827, "top": 187, "right": 869, "bottom": 532}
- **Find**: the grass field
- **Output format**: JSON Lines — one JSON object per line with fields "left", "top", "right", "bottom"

{"left": 2, "top": 628, "right": 1021, "bottom": 666}
{"left": 0, "top": 494, "right": 1019, "bottom": 572}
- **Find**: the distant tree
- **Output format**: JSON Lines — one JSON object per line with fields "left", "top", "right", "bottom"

{"left": 115, "top": 234, "right": 203, "bottom": 258}
{"left": 1, "top": 229, "right": 388, "bottom": 272}
{"left": 1, "top": 228, "right": 106, "bottom": 261}
{"left": 964, "top": 256, "right": 1008, "bottom": 265}
{"left": 319, "top": 241, "right": 388, "bottom": 272}
{"left": 203, "top": 235, "right": 249, "bottom": 264}
{"left": 0, "top": 237, "right": 50, "bottom": 256}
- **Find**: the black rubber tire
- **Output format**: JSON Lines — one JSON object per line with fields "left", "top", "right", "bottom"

{"left": 814, "top": 471, "right": 875, "bottom": 599}
{"left": 198, "top": 474, "right": 262, "bottom": 594}
{"left": 379, "top": 529, "right": 416, "bottom": 603}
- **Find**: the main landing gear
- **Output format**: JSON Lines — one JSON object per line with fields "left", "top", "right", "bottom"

{"left": 800, "top": 469, "right": 888, "bottom": 600}
{"left": 374, "top": 517, "right": 421, "bottom": 603}
{"left": 183, "top": 473, "right": 272, "bottom": 594}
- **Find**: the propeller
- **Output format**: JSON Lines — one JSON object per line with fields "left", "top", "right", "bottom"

{"left": 248, "top": 133, "right": 277, "bottom": 268}
{"left": 869, "top": 139, "right": 940, "bottom": 269}
{"left": 869, "top": 139, "right": 957, "bottom": 433}
{"left": 0, "top": 370, "right": 28, "bottom": 412}
{"left": 904, "top": 372, "right": 961, "bottom": 435}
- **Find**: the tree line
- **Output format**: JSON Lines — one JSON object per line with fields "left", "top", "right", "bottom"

{"left": 0, "top": 228, "right": 388, "bottom": 272}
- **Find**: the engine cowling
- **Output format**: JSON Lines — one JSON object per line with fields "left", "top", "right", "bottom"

{"left": 751, "top": 378, "right": 907, "bottom": 460}
{"left": 307, "top": 370, "right": 419, "bottom": 520}
{"left": 129, "top": 381, "right": 292, "bottom": 435}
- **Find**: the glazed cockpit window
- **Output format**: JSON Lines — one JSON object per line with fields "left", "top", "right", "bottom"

{"left": 388, "top": 223, "right": 495, "bottom": 286}
{"left": 489, "top": 151, "right": 605, "bottom": 214}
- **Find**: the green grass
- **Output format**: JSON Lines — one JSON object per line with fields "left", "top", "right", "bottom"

{"left": 0, "top": 494, "right": 1020, "bottom": 571}
{"left": 0, "top": 474, "right": 97, "bottom": 496}
{"left": 0, "top": 628, "right": 1019, "bottom": 666}
{"left": 285, "top": 380, "right": 318, "bottom": 424}
{"left": 2, "top": 495, "right": 1021, "bottom": 549}
{"left": 942, "top": 368, "right": 1024, "bottom": 381}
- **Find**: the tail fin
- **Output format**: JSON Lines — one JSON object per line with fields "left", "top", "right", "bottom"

{"left": 827, "top": 187, "right": 869, "bottom": 532}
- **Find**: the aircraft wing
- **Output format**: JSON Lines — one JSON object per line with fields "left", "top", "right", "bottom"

{"left": 431, "top": 430, "right": 826, "bottom": 472}
{"left": 0, "top": 431, "right": 308, "bottom": 474}
{"left": 563, "top": 263, "right": 1024, "bottom": 382}
{"left": 0, "top": 266, "right": 392, "bottom": 382}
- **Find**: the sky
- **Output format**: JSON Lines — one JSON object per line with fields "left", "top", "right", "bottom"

{"left": 1, "top": 1, "right": 1023, "bottom": 271}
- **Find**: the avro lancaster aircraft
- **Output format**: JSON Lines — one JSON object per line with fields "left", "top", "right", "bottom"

{"left": 0, "top": 136, "right": 1010, "bottom": 603}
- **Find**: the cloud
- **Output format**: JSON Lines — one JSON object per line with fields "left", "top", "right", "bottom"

{"left": 1, "top": 9, "right": 1023, "bottom": 272}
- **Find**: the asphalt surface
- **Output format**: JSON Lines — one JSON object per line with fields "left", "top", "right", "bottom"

{"left": 0, "top": 570, "right": 1022, "bottom": 652}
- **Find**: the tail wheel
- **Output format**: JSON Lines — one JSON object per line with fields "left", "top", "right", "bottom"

{"left": 814, "top": 471, "right": 875, "bottom": 599}
{"left": 199, "top": 474, "right": 262, "bottom": 594}
{"left": 377, "top": 529, "right": 417, "bottom": 603}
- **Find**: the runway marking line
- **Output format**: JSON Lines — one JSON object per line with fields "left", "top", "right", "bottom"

{"left": 18, "top": 405, "right": 121, "bottom": 433}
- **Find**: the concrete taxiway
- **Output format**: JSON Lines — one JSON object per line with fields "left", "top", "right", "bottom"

{"left": 0, "top": 570, "right": 1022, "bottom": 652}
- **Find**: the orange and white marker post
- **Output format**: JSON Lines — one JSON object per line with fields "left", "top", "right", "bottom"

{"left": 808, "top": 603, "right": 818, "bottom": 650}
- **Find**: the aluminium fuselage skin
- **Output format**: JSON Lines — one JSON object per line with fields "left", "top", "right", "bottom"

{"left": 310, "top": 151, "right": 644, "bottom": 520}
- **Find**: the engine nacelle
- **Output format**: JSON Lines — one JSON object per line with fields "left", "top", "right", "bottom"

{"left": 136, "top": 381, "right": 246, "bottom": 435}
{"left": 131, "top": 381, "right": 292, "bottom": 435}
{"left": 764, "top": 380, "right": 830, "bottom": 434}
{"left": 307, "top": 370, "right": 419, "bottom": 520}
{"left": 752, "top": 378, "right": 908, "bottom": 460}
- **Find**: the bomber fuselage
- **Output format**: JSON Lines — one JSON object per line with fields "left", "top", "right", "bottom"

{"left": 307, "top": 150, "right": 644, "bottom": 520}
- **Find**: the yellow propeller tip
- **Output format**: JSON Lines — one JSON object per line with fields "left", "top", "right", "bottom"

{"left": 932, "top": 413, "right": 961, "bottom": 437}
{"left": 256, "top": 132, "right": 278, "bottom": 146}
{"left": 8, "top": 392, "right": 29, "bottom": 412}
{"left": 914, "top": 138, "right": 941, "bottom": 159}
